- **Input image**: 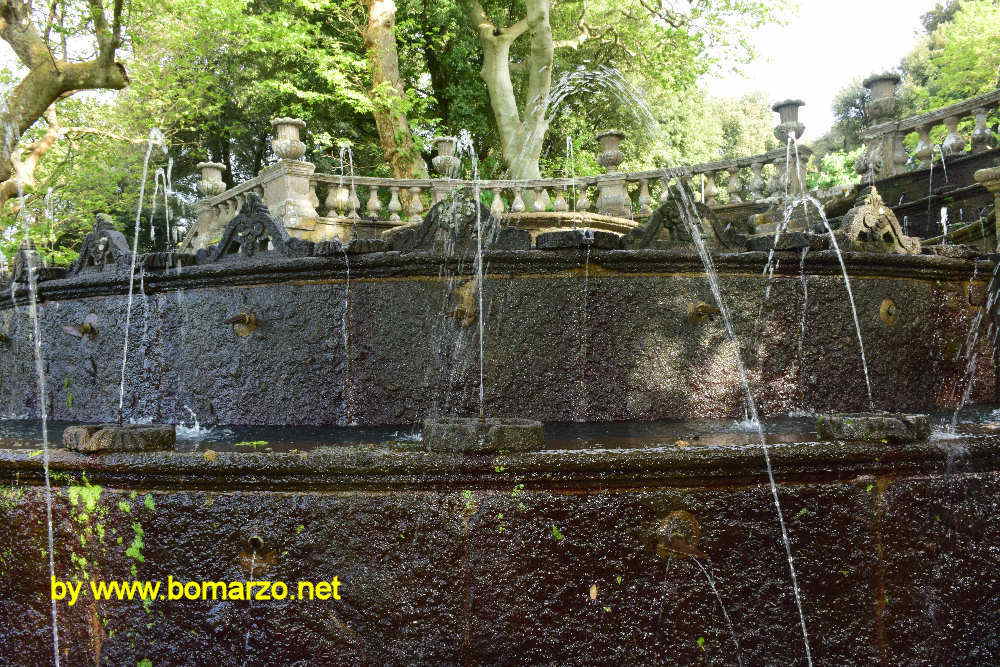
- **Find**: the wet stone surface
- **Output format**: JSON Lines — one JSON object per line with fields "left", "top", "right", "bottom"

{"left": 62, "top": 423, "right": 176, "bottom": 453}
{"left": 423, "top": 417, "right": 544, "bottom": 453}
{"left": 816, "top": 412, "right": 931, "bottom": 443}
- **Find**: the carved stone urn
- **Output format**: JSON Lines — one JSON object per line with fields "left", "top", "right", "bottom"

{"left": 431, "top": 136, "right": 461, "bottom": 177}
{"left": 196, "top": 162, "right": 227, "bottom": 198}
{"left": 596, "top": 130, "right": 626, "bottom": 172}
{"left": 863, "top": 73, "right": 901, "bottom": 121}
{"left": 271, "top": 117, "right": 307, "bottom": 161}
{"left": 772, "top": 99, "right": 805, "bottom": 143}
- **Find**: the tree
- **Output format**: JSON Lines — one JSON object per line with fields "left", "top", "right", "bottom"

{"left": 457, "top": 0, "right": 782, "bottom": 178}
{"left": 902, "top": 0, "right": 1000, "bottom": 112}
{"left": 0, "top": 0, "right": 130, "bottom": 204}
{"left": 363, "top": 0, "right": 428, "bottom": 178}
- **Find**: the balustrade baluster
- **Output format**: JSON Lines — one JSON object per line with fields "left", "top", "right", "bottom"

{"left": 942, "top": 115, "right": 966, "bottom": 155}
{"left": 659, "top": 176, "right": 671, "bottom": 204}
{"left": 703, "top": 172, "right": 718, "bottom": 207}
{"left": 553, "top": 187, "right": 569, "bottom": 212}
{"left": 388, "top": 186, "right": 402, "bottom": 222}
{"left": 324, "top": 184, "right": 338, "bottom": 217}
{"left": 768, "top": 161, "right": 784, "bottom": 197}
{"left": 490, "top": 187, "right": 505, "bottom": 216}
{"left": 914, "top": 125, "right": 934, "bottom": 167}
{"left": 407, "top": 186, "right": 424, "bottom": 221}
{"left": 366, "top": 186, "right": 382, "bottom": 219}
{"left": 532, "top": 186, "right": 546, "bottom": 212}
{"left": 749, "top": 162, "right": 765, "bottom": 200}
{"left": 348, "top": 186, "right": 360, "bottom": 219}
{"left": 576, "top": 185, "right": 593, "bottom": 212}
{"left": 726, "top": 168, "right": 742, "bottom": 204}
{"left": 511, "top": 187, "right": 526, "bottom": 213}
{"left": 972, "top": 108, "right": 994, "bottom": 152}
{"left": 637, "top": 179, "right": 652, "bottom": 215}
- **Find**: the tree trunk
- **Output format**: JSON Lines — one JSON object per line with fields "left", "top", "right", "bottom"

{"left": 462, "top": 0, "right": 553, "bottom": 179}
{"left": 363, "top": 0, "right": 428, "bottom": 179}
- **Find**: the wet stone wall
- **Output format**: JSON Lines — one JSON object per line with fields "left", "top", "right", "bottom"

{"left": 0, "top": 439, "right": 997, "bottom": 664}
{"left": 0, "top": 249, "right": 995, "bottom": 426}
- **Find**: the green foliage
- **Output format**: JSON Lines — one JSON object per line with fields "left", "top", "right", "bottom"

{"left": 806, "top": 147, "right": 862, "bottom": 190}
{"left": 902, "top": 0, "right": 1000, "bottom": 112}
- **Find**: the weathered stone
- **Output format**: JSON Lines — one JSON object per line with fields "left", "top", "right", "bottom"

{"left": 745, "top": 231, "right": 828, "bottom": 252}
{"left": 63, "top": 423, "right": 176, "bottom": 454}
{"left": 923, "top": 243, "right": 982, "bottom": 259}
{"left": 423, "top": 417, "right": 544, "bottom": 453}
{"left": 390, "top": 197, "right": 498, "bottom": 256}
{"left": 816, "top": 412, "right": 930, "bottom": 443}
{"left": 142, "top": 252, "right": 197, "bottom": 271}
{"left": 535, "top": 228, "right": 623, "bottom": 250}
{"left": 624, "top": 201, "right": 750, "bottom": 251}
{"left": 286, "top": 238, "right": 315, "bottom": 257}
{"left": 490, "top": 228, "right": 532, "bottom": 251}
{"left": 344, "top": 238, "right": 389, "bottom": 254}
{"left": 67, "top": 214, "right": 134, "bottom": 276}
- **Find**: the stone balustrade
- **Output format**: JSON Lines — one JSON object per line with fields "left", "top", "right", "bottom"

{"left": 859, "top": 77, "right": 999, "bottom": 180}
{"left": 183, "top": 104, "right": 818, "bottom": 249}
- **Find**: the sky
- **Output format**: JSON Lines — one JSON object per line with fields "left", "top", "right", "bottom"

{"left": 707, "top": 0, "right": 944, "bottom": 140}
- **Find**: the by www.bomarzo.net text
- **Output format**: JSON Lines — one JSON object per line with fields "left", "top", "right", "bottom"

{"left": 51, "top": 576, "right": 342, "bottom": 606}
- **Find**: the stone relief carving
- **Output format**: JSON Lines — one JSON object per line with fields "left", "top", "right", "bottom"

{"left": 211, "top": 194, "right": 293, "bottom": 260}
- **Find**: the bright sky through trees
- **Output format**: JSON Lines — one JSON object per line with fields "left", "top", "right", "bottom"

{"left": 708, "top": 0, "right": 943, "bottom": 138}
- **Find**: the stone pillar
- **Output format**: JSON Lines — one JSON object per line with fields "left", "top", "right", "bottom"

{"left": 260, "top": 117, "right": 318, "bottom": 234}
{"left": 974, "top": 165, "right": 1000, "bottom": 252}
{"left": 859, "top": 73, "right": 904, "bottom": 180}
{"left": 595, "top": 130, "right": 629, "bottom": 217}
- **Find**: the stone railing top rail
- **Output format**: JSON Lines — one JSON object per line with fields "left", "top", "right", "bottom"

{"left": 309, "top": 147, "right": 793, "bottom": 191}
{"left": 863, "top": 88, "right": 1000, "bottom": 140}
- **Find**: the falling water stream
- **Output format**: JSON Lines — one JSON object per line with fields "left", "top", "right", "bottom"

{"left": 672, "top": 181, "right": 813, "bottom": 665}
{"left": 950, "top": 262, "right": 1000, "bottom": 431}
{"left": 759, "top": 137, "right": 875, "bottom": 411}
{"left": 693, "top": 558, "right": 743, "bottom": 667}
{"left": 117, "top": 129, "right": 165, "bottom": 423}
{"left": 16, "top": 190, "right": 61, "bottom": 665}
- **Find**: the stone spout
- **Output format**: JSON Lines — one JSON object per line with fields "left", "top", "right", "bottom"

{"left": 63, "top": 314, "right": 99, "bottom": 339}
{"left": 224, "top": 311, "right": 260, "bottom": 336}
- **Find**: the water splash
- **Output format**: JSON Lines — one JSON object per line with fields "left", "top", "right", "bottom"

{"left": 118, "top": 129, "right": 166, "bottom": 423}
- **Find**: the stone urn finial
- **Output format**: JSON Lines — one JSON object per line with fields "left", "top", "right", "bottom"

{"left": 196, "top": 162, "right": 227, "bottom": 198}
{"left": 863, "top": 73, "right": 902, "bottom": 122}
{"left": 271, "top": 117, "right": 307, "bottom": 161}
{"left": 772, "top": 99, "right": 805, "bottom": 143}
{"left": 431, "top": 136, "right": 460, "bottom": 177}
{"left": 596, "top": 130, "right": 626, "bottom": 173}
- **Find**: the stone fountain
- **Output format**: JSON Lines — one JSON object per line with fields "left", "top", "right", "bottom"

{"left": 1, "top": 91, "right": 1000, "bottom": 663}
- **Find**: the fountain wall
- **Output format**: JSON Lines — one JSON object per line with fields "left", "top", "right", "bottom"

{"left": 1, "top": 247, "right": 994, "bottom": 426}
{"left": 0, "top": 436, "right": 997, "bottom": 663}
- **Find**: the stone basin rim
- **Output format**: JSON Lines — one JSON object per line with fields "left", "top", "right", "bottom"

{"left": 0, "top": 435, "right": 993, "bottom": 493}
{"left": 3, "top": 249, "right": 991, "bottom": 307}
